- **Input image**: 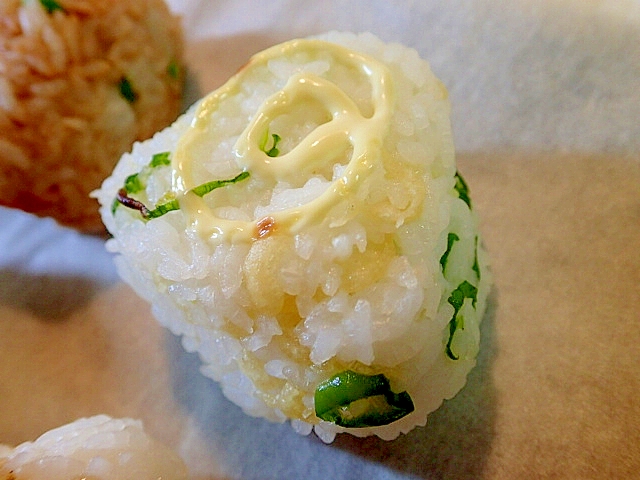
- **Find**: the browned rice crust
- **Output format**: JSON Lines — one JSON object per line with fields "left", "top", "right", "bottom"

{"left": 0, "top": 0, "right": 184, "bottom": 232}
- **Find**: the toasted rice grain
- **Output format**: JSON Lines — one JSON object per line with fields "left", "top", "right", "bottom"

{"left": 0, "top": 0, "right": 184, "bottom": 231}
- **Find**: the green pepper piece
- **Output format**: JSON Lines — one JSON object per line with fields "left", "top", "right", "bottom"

{"left": 314, "top": 370, "right": 414, "bottom": 428}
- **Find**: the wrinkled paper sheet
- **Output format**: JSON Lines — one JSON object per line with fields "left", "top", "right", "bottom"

{"left": 1, "top": 1, "right": 639, "bottom": 479}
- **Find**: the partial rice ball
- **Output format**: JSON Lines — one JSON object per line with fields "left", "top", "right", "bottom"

{"left": 0, "top": 415, "right": 188, "bottom": 480}
{"left": 0, "top": 0, "right": 184, "bottom": 232}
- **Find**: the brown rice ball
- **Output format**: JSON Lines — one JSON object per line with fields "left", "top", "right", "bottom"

{"left": 0, "top": 0, "right": 184, "bottom": 232}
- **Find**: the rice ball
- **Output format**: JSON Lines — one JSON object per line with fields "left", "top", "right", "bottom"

{"left": 0, "top": 415, "right": 188, "bottom": 479}
{"left": 0, "top": 0, "right": 184, "bottom": 231}
{"left": 95, "top": 32, "right": 491, "bottom": 443}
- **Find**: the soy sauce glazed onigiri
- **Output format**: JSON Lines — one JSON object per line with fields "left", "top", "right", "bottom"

{"left": 0, "top": 0, "right": 184, "bottom": 232}
{"left": 95, "top": 32, "right": 491, "bottom": 443}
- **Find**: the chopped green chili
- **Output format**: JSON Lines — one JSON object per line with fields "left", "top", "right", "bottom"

{"left": 118, "top": 76, "right": 137, "bottom": 103}
{"left": 445, "top": 280, "right": 478, "bottom": 360}
{"left": 39, "top": 0, "right": 65, "bottom": 14}
{"left": 259, "top": 131, "right": 282, "bottom": 157}
{"left": 454, "top": 171, "right": 471, "bottom": 208}
{"left": 314, "top": 370, "right": 414, "bottom": 428}
{"left": 440, "top": 232, "right": 459, "bottom": 272}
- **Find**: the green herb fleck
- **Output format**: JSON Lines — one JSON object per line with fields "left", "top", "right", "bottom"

{"left": 440, "top": 232, "right": 459, "bottom": 272}
{"left": 167, "top": 59, "right": 181, "bottom": 80}
{"left": 112, "top": 152, "right": 171, "bottom": 215}
{"left": 445, "top": 280, "right": 478, "bottom": 360}
{"left": 190, "top": 171, "right": 250, "bottom": 197}
{"left": 454, "top": 171, "right": 471, "bottom": 208}
{"left": 150, "top": 151, "right": 171, "bottom": 168}
{"left": 113, "top": 152, "right": 250, "bottom": 221}
{"left": 39, "top": 0, "right": 65, "bottom": 14}
{"left": 118, "top": 76, "right": 137, "bottom": 103}
{"left": 259, "top": 131, "right": 281, "bottom": 157}
{"left": 314, "top": 370, "right": 415, "bottom": 428}
{"left": 112, "top": 152, "right": 172, "bottom": 215}
{"left": 472, "top": 235, "right": 481, "bottom": 280}
{"left": 123, "top": 173, "right": 144, "bottom": 195}
{"left": 145, "top": 197, "right": 180, "bottom": 219}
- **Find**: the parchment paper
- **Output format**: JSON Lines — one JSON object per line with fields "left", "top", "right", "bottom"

{"left": 1, "top": 1, "right": 638, "bottom": 479}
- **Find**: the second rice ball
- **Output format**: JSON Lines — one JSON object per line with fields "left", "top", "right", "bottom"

{"left": 0, "top": 0, "right": 184, "bottom": 231}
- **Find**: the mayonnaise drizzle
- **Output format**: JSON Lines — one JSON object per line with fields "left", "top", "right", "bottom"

{"left": 172, "top": 39, "right": 394, "bottom": 242}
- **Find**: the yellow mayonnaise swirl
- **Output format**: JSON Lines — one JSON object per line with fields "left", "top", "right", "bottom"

{"left": 172, "top": 39, "right": 394, "bottom": 242}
